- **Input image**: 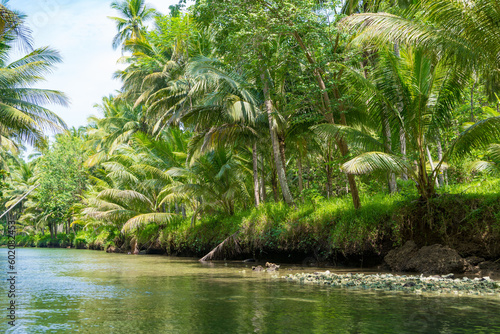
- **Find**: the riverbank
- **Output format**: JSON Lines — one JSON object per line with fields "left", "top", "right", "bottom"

{"left": 4, "top": 179, "right": 500, "bottom": 277}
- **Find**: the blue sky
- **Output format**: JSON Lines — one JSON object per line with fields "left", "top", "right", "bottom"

{"left": 9, "top": 0, "right": 179, "bottom": 129}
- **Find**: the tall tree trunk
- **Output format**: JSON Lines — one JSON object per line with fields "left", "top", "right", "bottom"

{"left": 271, "top": 165, "right": 279, "bottom": 202}
{"left": 291, "top": 31, "right": 360, "bottom": 209}
{"left": 297, "top": 149, "right": 303, "bottom": 201}
{"left": 339, "top": 112, "right": 361, "bottom": 209}
{"left": 278, "top": 134, "right": 287, "bottom": 170}
{"left": 325, "top": 143, "right": 333, "bottom": 199}
{"left": 252, "top": 142, "right": 260, "bottom": 207}
{"left": 400, "top": 128, "right": 408, "bottom": 180}
{"left": 261, "top": 69, "right": 294, "bottom": 205}
{"left": 260, "top": 154, "right": 266, "bottom": 202}
{"left": 470, "top": 77, "right": 476, "bottom": 123}
{"left": 395, "top": 42, "right": 408, "bottom": 181}
{"left": 383, "top": 108, "right": 397, "bottom": 193}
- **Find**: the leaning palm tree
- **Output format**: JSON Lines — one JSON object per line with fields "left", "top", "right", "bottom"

{"left": 108, "top": 0, "right": 157, "bottom": 51}
{"left": 0, "top": 44, "right": 68, "bottom": 151}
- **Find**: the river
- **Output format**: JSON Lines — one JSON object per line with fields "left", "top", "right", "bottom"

{"left": 1, "top": 248, "right": 499, "bottom": 333}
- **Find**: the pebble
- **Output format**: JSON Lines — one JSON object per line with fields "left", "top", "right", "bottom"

{"left": 280, "top": 271, "right": 500, "bottom": 296}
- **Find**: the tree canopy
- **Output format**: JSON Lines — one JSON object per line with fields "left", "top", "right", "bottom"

{"left": 2, "top": 0, "right": 500, "bottom": 251}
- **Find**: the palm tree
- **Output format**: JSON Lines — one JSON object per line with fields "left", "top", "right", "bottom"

{"left": 4, "top": 157, "right": 40, "bottom": 233}
{"left": 85, "top": 95, "right": 147, "bottom": 167}
{"left": 336, "top": 47, "right": 500, "bottom": 200}
{"left": 81, "top": 136, "right": 176, "bottom": 233}
{"left": 0, "top": 3, "right": 32, "bottom": 50}
{"left": 181, "top": 57, "right": 268, "bottom": 206}
{"left": 167, "top": 147, "right": 251, "bottom": 218}
{"left": 340, "top": 0, "right": 500, "bottom": 72}
{"left": 113, "top": 38, "right": 178, "bottom": 102}
{"left": 467, "top": 144, "right": 500, "bottom": 176}
{"left": 0, "top": 44, "right": 68, "bottom": 151}
{"left": 108, "top": 0, "right": 157, "bottom": 51}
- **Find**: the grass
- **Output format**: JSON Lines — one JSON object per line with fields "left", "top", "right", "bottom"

{"left": 156, "top": 178, "right": 500, "bottom": 259}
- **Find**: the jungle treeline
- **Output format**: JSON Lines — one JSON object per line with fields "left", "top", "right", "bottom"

{"left": 1, "top": 0, "right": 500, "bottom": 258}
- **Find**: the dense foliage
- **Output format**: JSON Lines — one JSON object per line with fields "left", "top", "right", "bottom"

{"left": 1, "top": 0, "right": 500, "bottom": 256}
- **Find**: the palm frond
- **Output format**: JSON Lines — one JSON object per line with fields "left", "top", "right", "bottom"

{"left": 122, "top": 212, "right": 176, "bottom": 232}
{"left": 342, "top": 151, "right": 414, "bottom": 177}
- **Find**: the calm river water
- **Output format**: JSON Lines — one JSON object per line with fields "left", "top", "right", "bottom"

{"left": 1, "top": 248, "right": 499, "bottom": 333}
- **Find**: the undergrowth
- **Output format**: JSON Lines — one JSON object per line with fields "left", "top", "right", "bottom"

{"left": 3, "top": 179, "right": 500, "bottom": 261}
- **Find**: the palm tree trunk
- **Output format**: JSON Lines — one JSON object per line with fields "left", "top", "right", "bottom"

{"left": 400, "top": 128, "right": 408, "bottom": 180}
{"left": 426, "top": 145, "right": 439, "bottom": 187}
{"left": 382, "top": 109, "right": 397, "bottom": 193}
{"left": 271, "top": 166, "right": 279, "bottom": 202}
{"left": 325, "top": 143, "right": 333, "bottom": 199}
{"left": 297, "top": 149, "right": 303, "bottom": 200}
{"left": 394, "top": 43, "right": 408, "bottom": 181}
{"left": 339, "top": 113, "right": 361, "bottom": 209}
{"left": 417, "top": 136, "right": 431, "bottom": 199}
{"left": 278, "top": 135, "right": 287, "bottom": 171}
{"left": 252, "top": 142, "right": 260, "bottom": 207}
{"left": 260, "top": 154, "right": 266, "bottom": 202}
{"left": 261, "top": 69, "right": 294, "bottom": 205}
{"left": 436, "top": 137, "right": 445, "bottom": 187}
{"left": 470, "top": 76, "right": 476, "bottom": 122}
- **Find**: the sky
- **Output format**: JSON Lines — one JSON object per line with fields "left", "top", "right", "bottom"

{"left": 9, "top": 0, "right": 180, "bottom": 129}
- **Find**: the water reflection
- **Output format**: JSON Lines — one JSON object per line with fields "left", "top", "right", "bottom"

{"left": 0, "top": 248, "right": 499, "bottom": 333}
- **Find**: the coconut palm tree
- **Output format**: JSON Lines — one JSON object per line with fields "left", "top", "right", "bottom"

{"left": 108, "top": 0, "right": 157, "bottom": 51}
{"left": 81, "top": 136, "right": 176, "bottom": 233}
{"left": 0, "top": 44, "right": 68, "bottom": 151}
{"left": 335, "top": 47, "right": 500, "bottom": 200}
{"left": 0, "top": 2, "right": 32, "bottom": 50}
{"left": 85, "top": 95, "right": 148, "bottom": 167}
{"left": 340, "top": 0, "right": 500, "bottom": 72}
{"left": 167, "top": 146, "right": 251, "bottom": 218}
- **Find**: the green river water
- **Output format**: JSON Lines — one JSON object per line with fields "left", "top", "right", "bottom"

{"left": 1, "top": 248, "right": 499, "bottom": 333}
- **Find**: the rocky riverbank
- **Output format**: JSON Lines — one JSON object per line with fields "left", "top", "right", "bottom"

{"left": 384, "top": 241, "right": 500, "bottom": 278}
{"left": 282, "top": 272, "right": 500, "bottom": 296}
